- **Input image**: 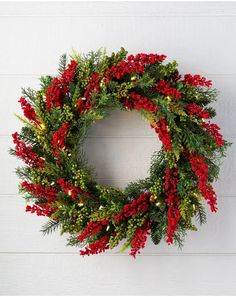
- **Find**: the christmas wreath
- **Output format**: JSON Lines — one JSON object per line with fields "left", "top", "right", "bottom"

{"left": 11, "top": 48, "right": 230, "bottom": 257}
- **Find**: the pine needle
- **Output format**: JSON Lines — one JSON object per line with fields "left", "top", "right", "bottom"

{"left": 41, "top": 219, "right": 60, "bottom": 236}
{"left": 58, "top": 54, "right": 67, "bottom": 76}
{"left": 195, "top": 203, "right": 207, "bottom": 225}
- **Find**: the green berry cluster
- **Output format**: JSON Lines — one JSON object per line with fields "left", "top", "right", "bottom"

{"left": 149, "top": 178, "right": 164, "bottom": 197}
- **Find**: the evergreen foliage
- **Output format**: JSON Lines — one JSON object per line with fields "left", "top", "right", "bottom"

{"left": 10, "top": 48, "right": 230, "bottom": 257}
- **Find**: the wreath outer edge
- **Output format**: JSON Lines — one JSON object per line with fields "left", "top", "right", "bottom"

{"left": 10, "top": 48, "right": 230, "bottom": 257}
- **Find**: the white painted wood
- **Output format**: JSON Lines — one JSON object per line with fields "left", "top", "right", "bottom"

{"left": 0, "top": 1, "right": 235, "bottom": 295}
{"left": 0, "top": 16, "right": 236, "bottom": 75}
{"left": 1, "top": 2, "right": 236, "bottom": 17}
{"left": 1, "top": 254, "right": 236, "bottom": 295}
{"left": 83, "top": 134, "right": 161, "bottom": 181}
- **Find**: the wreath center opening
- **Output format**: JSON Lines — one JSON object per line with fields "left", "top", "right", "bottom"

{"left": 82, "top": 109, "right": 162, "bottom": 189}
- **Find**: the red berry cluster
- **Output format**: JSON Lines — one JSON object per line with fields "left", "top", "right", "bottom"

{"left": 61, "top": 60, "right": 78, "bottom": 85}
{"left": 173, "top": 73, "right": 182, "bottom": 82}
{"left": 77, "top": 219, "right": 109, "bottom": 242}
{"left": 46, "top": 60, "right": 77, "bottom": 111}
{"left": 77, "top": 72, "right": 100, "bottom": 113}
{"left": 188, "top": 154, "right": 217, "bottom": 212}
{"left": 113, "top": 193, "right": 150, "bottom": 224}
{"left": 46, "top": 78, "right": 65, "bottom": 111}
{"left": 21, "top": 181, "right": 58, "bottom": 203}
{"left": 106, "top": 53, "right": 166, "bottom": 80}
{"left": 164, "top": 167, "right": 180, "bottom": 244}
{"left": 18, "top": 97, "right": 39, "bottom": 124}
{"left": 151, "top": 118, "right": 172, "bottom": 151}
{"left": 25, "top": 203, "right": 56, "bottom": 217}
{"left": 183, "top": 74, "right": 212, "bottom": 87}
{"left": 12, "top": 132, "right": 44, "bottom": 167}
{"left": 124, "top": 92, "right": 158, "bottom": 113}
{"left": 186, "top": 103, "right": 210, "bottom": 119}
{"left": 57, "top": 178, "right": 90, "bottom": 200}
{"left": 202, "top": 122, "right": 224, "bottom": 147}
{"left": 80, "top": 235, "right": 109, "bottom": 256}
{"left": 51, "top": 122, "right": 70, "bottom": 157}
{"left": 129, "top": 221, "right": 150, "bottom": 258}
{"left": 155, "top": 80, "right": 182, "bottom": 99}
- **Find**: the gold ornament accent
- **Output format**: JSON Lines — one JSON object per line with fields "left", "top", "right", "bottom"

{"left": 39, "top": 123, "right": 46, "bottom": 130}
{"left": 68, "top": 190, "right": 72, "bottom": 196}
{"left": 100, "top": 78, "right": 105, "bottom": 87}
{"left": 150, "top": 195, "right": 158, "bottom": 201}
{"left": 165, "top": 96, "right": 172, "bottom": 102}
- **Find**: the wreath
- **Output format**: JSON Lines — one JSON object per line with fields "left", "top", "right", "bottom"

{"left": 11, "top": 48, "right": 230, "bottom": 257}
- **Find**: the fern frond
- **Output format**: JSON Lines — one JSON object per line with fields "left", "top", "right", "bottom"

{"left": 58, "top": 53, "right": 67, "bottom": 76}
{"left": 195, "top": 203, "right": 207, "bottom": 225}
{"left": 21, "top": 87, "right": 37, "bottom": 103}
{"left": 150, "top": 225, "right": 162, "bottom": 245}
{"left": 41, "top": 219, "right": 60, "bottom": 236}
{"left": 173, "top": 226, "right": 187, "bottom": 249}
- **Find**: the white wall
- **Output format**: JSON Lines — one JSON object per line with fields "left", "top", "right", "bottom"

{"left": 0, "top": 1, "right": 236, "bottom": 295}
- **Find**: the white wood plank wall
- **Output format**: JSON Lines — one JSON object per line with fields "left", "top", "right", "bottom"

{"left": 0, "top": 1, "right": 235, "bottom": 295}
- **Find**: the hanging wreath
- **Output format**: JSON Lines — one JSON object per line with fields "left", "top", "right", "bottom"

{"left": 11, "top": 48, "right": 230, "bottom": 257}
